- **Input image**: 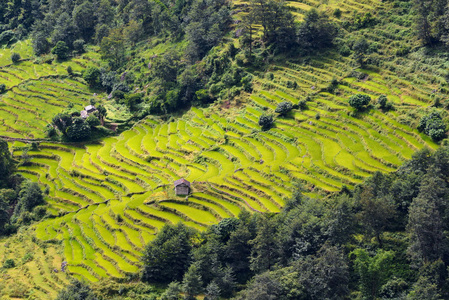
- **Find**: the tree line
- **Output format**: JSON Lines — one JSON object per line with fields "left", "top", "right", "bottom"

{"left": 0, "top": 139, "right": 46, "bottom": 237}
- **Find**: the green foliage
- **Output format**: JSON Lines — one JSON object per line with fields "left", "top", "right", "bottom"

{"left": 351, "top": 248, "right": 395, "bottom": 300}
{"left": 0, "top": 84, "right": 6, "bottom": 93}
{"left": 13, "top": 180, "right": 44, "bottom": 220}
{"left": 83, "top": 67, "right": 101, "bottom": 88}
{"left": 418, "top": 111, "right": 447, "bottom": 141}
{"left": 56, "top": 279, "right": 98, "bottom": 300}
{"left": 3, "top": 258, "right": 15, "bottom": 269}
{"left": 51, "top": 41, "right": 69, "bottom": 60}
{"left": 297, "top": 9, "right": 338, "bottom": 52}
{"left": 348, "top": 94, "right": 371, "bottom": 111}
{"left": 66, "top": 117, "right": 91, "bottom": 141}
{"left": 0, "top": 138, "right": 14, "bottom": 187}
{"left": 86, "top": 115, "right": 101, "bottom": 127}
{"left": 141, "top": 223, "right": 196, "bottom": 283}
{"left": 275, "top": 101, "right": 293, "bottom": 116}
{"left": 10, "top": 52, "right": 20, "bottom": 63}
{"left": 258, "top": 114, "right": 274, "bottom": 131}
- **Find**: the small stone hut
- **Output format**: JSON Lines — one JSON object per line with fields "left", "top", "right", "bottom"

{"left": 174, "top": 178, "right": 190, "bottom": 196}
{"left": 80, "top": 105, "right": 97, "bottom": 119}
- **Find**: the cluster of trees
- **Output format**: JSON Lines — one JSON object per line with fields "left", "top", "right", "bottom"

{"left": 413, "top": 0, "right": 449, "bottom": 46}
{"left": 0, "top": 139, "right": 46, "bottom": 235}
{"left": 134, "top": 146, "right": 449, "bottom": 299}
{"left": 418, "top": 110, "right": 447, "bottom": 141}
{"left": 240, "top": 6, "right": 337, "bottom": 56}
{"left": 50, "top": 106, "right": 107, "bottom": 142}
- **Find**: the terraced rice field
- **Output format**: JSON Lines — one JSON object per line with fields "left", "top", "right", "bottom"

{"left": 0, "top": 42, "right": 101, "bottom": 138}
{"left": 1, "top": 0, "right": 445, "bottom": 291}
{"left": 13, "top": 66, "right": 435, "bottom": 278}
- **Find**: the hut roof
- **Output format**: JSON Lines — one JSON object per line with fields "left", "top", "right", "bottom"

{"left": 85, "top": 105, "right": 96, "bottom": 112}
{"left": 174, "top": 178, "right": 190, "bottom": 187}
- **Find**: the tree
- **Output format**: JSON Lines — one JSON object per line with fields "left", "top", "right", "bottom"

{"left": 407, "top": 276, "right": 442, "bottom": 300}
{"left": 205, "top": 281, "right": 221, "bottom": 300}
{"left": 56, "top": 279, "right": 98, "bottom": 300}
{"left": 86, "top": 115, "right": 100, "bottom": 127}
{"left": 275, "top": 101, "right": 293, "bottom": 116}
{"left": 0, "top": 189, "right": 15, "bottom": 233}
{"left": 297, "top": 9, "right": 338, "bottom": 52}
{"left": 72, "top": 1, "right": 96, "bottom": 41}
{"left": 348, "top": 94, "right": 371, "bottom": 111}
{"left": 11, "top": 52, "right": 20, "bottom": 63}
{"left": 356, "top": 185, "right": 396, "bottom": 246}
{"left": 52, "top": 113, "right": 72, "bottom": 134}
{"left": 160, "top": 281, "right": 182, "bottom": 300}
{"left": 0, "top": 138, "right": 14, "bottom": 187}
{"left": 83, "top": 67, "right": 101, "bottom": 87}
{"left": 250, "top": 215, "right": 278, "bottom": 273}
{"left": 407, "top": 170, "right": 448, "bottom": 267}
{"left": 51, "top": 41, "right": 69, "bottom": 60}
{"left": 353, "top": 38, "right": 369, "bottom": 67}
{"left": 351, "top": 248, "right": 395, "bottom": 300}
{"left": 12, "top": 180, "right": 44, "bottom": 219}
{"left": 32, "top": 32, "right": 50, "bottom": 56}
{"left": 418, "top": 111, "right": 447, "bottom": 141}
{"left": 234, "top": 271, "right": 282, "bottom": 300}
{"left": 258, "top": 114, "right": 274, "bottom": 131}
{"left": 182, "top": 262, "right": 204, "bottom": 299}
{"left": 247, "top": 0, "right": 296, "bottom": 50}
{"left": 96, "top": 105, "right": 107, "bottom": 125}
{"left": 100, "top": 28, "right": 126, "bottom": 70}
{"left": 66, "top": 117, "right": 91, "bottom": 141}
{"left": 141, "top": 223, "right": 195, "bottom": 283}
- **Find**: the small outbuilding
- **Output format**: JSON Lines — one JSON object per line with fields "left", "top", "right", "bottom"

{"left": 174, "top": 178, "right": 190, "bottom": 196}
{"left": 80, "top": 105, "right": 97, "bottom": 119}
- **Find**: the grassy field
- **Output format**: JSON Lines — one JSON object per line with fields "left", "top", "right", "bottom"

{"left": 0, "top": 0, "right": 447, "bottom": 297}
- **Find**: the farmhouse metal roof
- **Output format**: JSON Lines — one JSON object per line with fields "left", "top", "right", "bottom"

{"left": 174, "top": 178, "right": 190, "bottom": 187}
{"left": 85, "top": 105, "right": 96, "bottom": 112}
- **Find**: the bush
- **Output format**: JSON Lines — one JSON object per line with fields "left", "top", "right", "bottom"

{"left": 348, "top": 94, "right": 371, "bottom": 111}
{"left": 0, "top": 84, "right": 6, "bottom": 93}
{"left": 86, "top": 115, "right": 101, "bottom": 127}
{"left": 11, "top": 53, "right": 21, "bottom": 63}
{"left": 259, "top": 114, "right": 274, "bottom": 131}
{"left": 275, "top": 101, "right": 293, "bottom": 116}
{"left": 3, "top": 259, "right": 15, "bottom": 268}
{"left": 83, "top": 67, "right": 101, "bottom": 87}
{"left": 66, "top": 117, "right": 91, "bottom": 141}
{"left": 418, "top": 111, "right": 447, "bottom": 141}
{"left": 73, "top": 39, "right": 85, "bottom": 54}
{"left": 51, "top": 41, "right": 69, "bottom": 60}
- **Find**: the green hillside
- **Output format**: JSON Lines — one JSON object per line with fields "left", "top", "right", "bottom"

{"left": 1, "top": 0, "right": 449, "bottom": 298}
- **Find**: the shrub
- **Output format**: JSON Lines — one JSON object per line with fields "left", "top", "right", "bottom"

{"left": 11, "top": 53, "right": 21, "bottom": 63}
{"left": 348, "top": 94, "right": 371, "bottom": 111}
{"left": 3, "top": 259, "right": 15, "bottom": 268}
{"left": 377, "top": 95, "right": 393, "bottom": 111}
{"left": 298, "top": 100, "right": 307, "bottom": 110}
{"left": 0, "top": 84, "right": 6, "bottom": 93}
{"left": 86, "top": 115, "right": 101, "bottom": 127}
{"left": 83, "top": 67, "right": 101, "bottom": 87}
{"left": 258, "top": 114, "right": 274, "bottom": 131}
{"left": 275, "top": 101, "right": 293, "bottom": 116}
{"left": 66, "top": 66, "right": 73, "bottom": 75}
{"left": 66, "top": 117, "right": 91, "bottom": 141}
{"left": 418, "top": 111, "right": 447, "bottom": 141}
{"left": 51, "top": 41, "right": 69, "bottom": 60}
{"left": 73, "top": 39, "right": 85, "bottom": 54}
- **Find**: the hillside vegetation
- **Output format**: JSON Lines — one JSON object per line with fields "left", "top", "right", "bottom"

{"left": 1, "top": 0, "right": 449, "bottom": 298}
